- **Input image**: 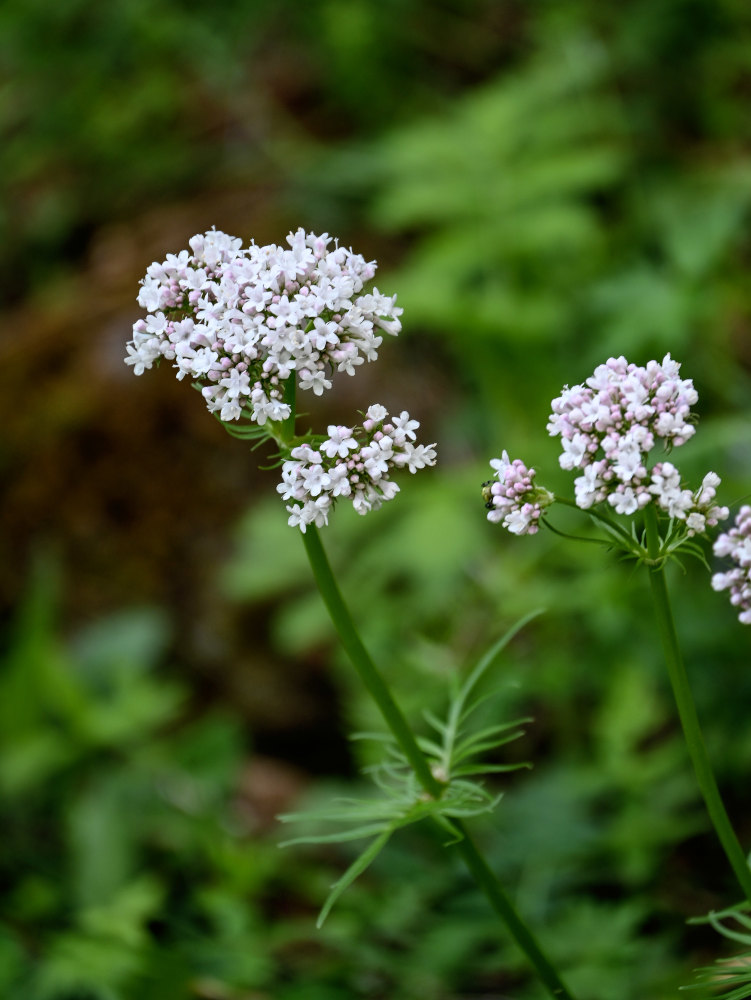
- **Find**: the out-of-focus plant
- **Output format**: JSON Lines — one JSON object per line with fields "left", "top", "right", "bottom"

{"left": 0, "top": 567, "right": 278, "bottom": 1000}
{"left": 686, "top": 904, "right": 751, "bottom": 1000}
{"left": 0, "top": 0, "right": 515, "bottom": 301}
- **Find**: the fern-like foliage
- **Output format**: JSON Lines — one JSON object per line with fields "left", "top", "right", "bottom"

{"left": 279, "top": 612, "right": 539, "bottom": 925}
{"left": 683, "top": 904, "right": 751, "bottom": 999}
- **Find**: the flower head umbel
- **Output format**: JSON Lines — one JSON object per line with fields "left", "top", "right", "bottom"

{"left": 125, "top": 228, "right": 403, "bottom": 426}
{"left": 712, "top": 506, "right": 751, "bottom": 624}
{"left": 127, "top": 228, "right": 435, "bottom": 530}
{"left": 483, "top": 452, "right": 554, "bottom": 535}
{"left": 279, "top": 404, "right": 436, "bottom": 532}
{"left": 484, "top": 355, "right": 728, "bottom": 559}
{"left": 545, "top": 355, "right": 727, "bottom": 533}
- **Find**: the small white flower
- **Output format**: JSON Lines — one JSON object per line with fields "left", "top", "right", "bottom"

{"left": 321, "top": 426, "right": 358, "bottom": 459}
{"left": 366, "top": 403, "right": 389, "bottom": 423}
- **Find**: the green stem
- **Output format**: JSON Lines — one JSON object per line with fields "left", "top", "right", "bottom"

{"left": 452, "top": 826, "right": 572, "bottom": 999}
{"left": 301, "top": 524, "right": 576, "bottom": 1000}
{"left": 301, "top": 525, "right": 441, "bottom": 797}
{"left": 643, "top": 503, "right": 751, "bottom": 903}
{"left": 554, "top": 496, "right": 636, "bottom": 546}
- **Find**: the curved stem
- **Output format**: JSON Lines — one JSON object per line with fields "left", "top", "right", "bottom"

{"left": 301, "top": 525, "right": 576, "bottom": 1000}
{"left": 554, "top": 496, "right": 635, "bottom": 544}
{"left": 643, "top": 503, "right": 751, "bottom": 902}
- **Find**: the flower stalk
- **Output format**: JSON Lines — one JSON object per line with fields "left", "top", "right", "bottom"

{"left": 302, "top": 524, "right": 576, "bottom": 1000}
{"left": 644, "top": 503, "right": 751, "bottom": 903}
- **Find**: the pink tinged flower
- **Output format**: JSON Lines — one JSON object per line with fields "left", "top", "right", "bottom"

{"left": 220, "top": 368, "right": 251, "bottom": 400}
{"left": 489, "top": 451, "right": 512, "bottom": 476}
{"left": 321, "top": 426, "right": 358, "bottom": 459}
{"left": 485, "top": 455, "right": 550, "bottom": 533}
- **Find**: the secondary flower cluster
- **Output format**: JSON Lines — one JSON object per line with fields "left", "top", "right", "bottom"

{"left": 278, "top": 405, "right": 436, "bottom": 532}
{"left": 125, "top": 228, "right": 403, "bottom": 425}
{"left": 484, "top": 354, "right": 728, "bottom": 538}
{"left": 711, "top": 506, "right": 751, "bottom": 624}
{"left": 483, "top": 453, "right": 554, "bottom": 535}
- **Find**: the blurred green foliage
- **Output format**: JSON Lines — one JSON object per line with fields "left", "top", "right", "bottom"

{"left": 0, "top": 0, "right": 511, "bottom": 302}
{"left": 6, "top": 0, "right": 751, "bottom": 996}
{"left": 0, "top": 568, "right": 701, "bottom": 999}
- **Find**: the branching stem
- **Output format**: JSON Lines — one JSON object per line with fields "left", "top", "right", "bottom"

{"left": 301, "top": 525, "right": 576, "bottom": 1000}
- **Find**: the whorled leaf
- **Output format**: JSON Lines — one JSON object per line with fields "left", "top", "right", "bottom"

{"left": 278, "top": 613, "right": 539, "bottom": 925}
{"left": 683, "top": 905, "right": 751, "bottom": 999}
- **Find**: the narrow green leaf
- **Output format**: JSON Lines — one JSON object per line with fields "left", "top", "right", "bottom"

{"left": 415, "top": 736, "right": 444, "bottom": 758}
{"left": 451, "top": 763, "right": 531, "bottom": 777}
{"left": 453, "top": 735, "right": 526, "bottom": 765}
{"left": 422, "top": 709, "right": 449, "bottom": 736}
{"left": 457, "top": 610, "right": 544, "bottom": 709}
{"left": 279, "top": 823, "right": 390, "bottom": 848}
{"left": 316, "top": 828, "right": 394, "bottom": 928}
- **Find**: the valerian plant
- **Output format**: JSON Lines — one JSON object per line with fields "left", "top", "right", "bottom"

{"left": 482, "top": 353, "right": 751, "bottom": 993}
{"left": 279, "top": 612, "right": 537, "bottom": 929}
{"left": 126, "top": 229, "right": 576, "bottom": 1000}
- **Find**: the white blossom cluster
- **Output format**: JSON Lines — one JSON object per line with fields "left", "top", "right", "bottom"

{"left": 278, "top": 404, "right": 437, "bottom": 532}
{"left": 483, "top": 452, "right": 554, "bottom": 535}
{"left": 546, "top": 354, "right": 728, "bottom": 533}
{"left": 711, "top": 506, "right": 751, "bottom": 624}
{"left": 125, "top": 228, "right": 403, "bottom": 424}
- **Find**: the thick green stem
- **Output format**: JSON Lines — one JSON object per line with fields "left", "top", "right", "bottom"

{"left": 643, "top": 503, "right": 751, "bottom": 902}
{"left": 301, "top": 525, "right": 441, "bottom": 796}
{"left": 452, "top": 825, "right": 572, "bottom": 998}
{"left": 301, "top": 524, "right": 576, "bottom": 1000}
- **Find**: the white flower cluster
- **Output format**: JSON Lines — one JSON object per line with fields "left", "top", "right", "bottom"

{"left": 483, "top": 452, "right": 554, "bottom": 535}
{"left": 547, "top": 354, "right": 728, "bottom": 533}
{"left": 125, "top": 228, "right": 403, "bottom": 424}
{"left": 278, "top": 404, "right": 437, "bottom": 532}
{"left": 712, "top": 506, "right": 751, "bottom": 624}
